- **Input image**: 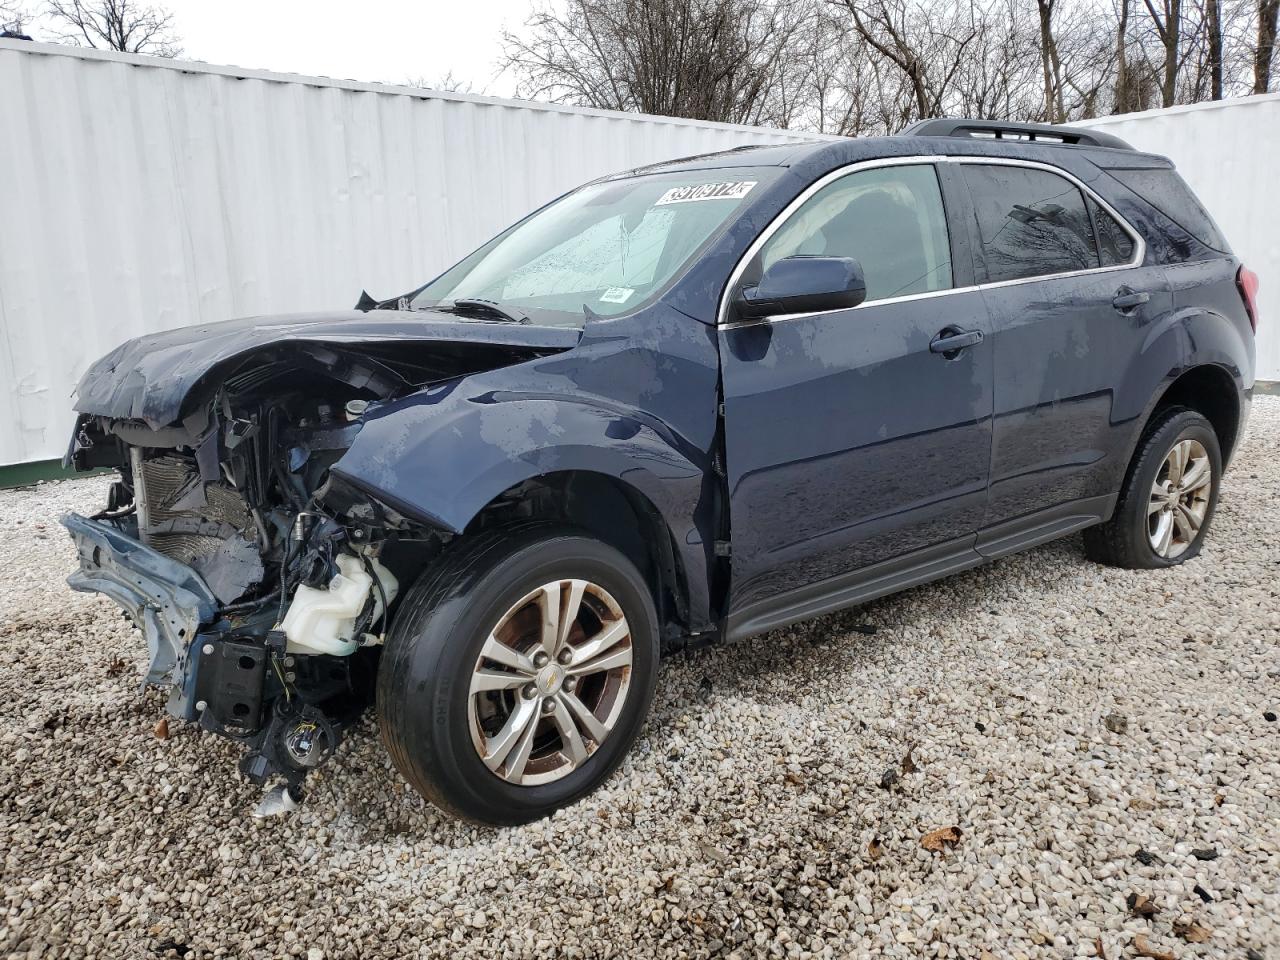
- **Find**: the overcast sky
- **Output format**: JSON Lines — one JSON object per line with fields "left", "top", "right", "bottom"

{"left": 97, "top": 0, "right": 535, "bottom": 97}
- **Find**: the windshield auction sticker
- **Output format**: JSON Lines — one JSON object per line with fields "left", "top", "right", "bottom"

{"left": 655, "top": 181, "right": 757, "bottom": 206}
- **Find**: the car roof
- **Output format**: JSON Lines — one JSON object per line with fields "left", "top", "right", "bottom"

{"left": 615, "top": 130, "right": 1171, "bottom": 182}
{"left": 616, "top": 141, "right": 825, "bottom": 175}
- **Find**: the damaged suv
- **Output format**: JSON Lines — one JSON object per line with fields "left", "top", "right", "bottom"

{"left": 63, "top": 119, "right": 1256, "bottom": 825}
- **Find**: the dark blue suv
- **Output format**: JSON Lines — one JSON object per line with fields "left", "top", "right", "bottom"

{"left": 62, "top": 119, "right": 1257, "bottom": 824}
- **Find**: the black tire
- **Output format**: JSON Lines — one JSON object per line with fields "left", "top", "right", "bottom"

{"left": 1083, "top": 406, "right": 1222, "bottom": 569}
{"left": 377, "top": 523, "right": 660, "bottom": 826}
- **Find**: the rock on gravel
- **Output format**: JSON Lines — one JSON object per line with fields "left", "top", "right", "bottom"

{"left": 3, "top": 398, "right": 1279, "bottom": 960}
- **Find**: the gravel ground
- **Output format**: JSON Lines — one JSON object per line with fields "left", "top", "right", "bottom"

{"left": 2, "top": 399, "right": 1278, "bottom": 960}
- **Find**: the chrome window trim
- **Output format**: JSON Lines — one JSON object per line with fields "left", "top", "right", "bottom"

{"left": 716, "top": 155, "right": 1147, "bottom": 329}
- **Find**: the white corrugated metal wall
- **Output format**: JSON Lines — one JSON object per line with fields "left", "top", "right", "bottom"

{"left": 0, "top": 41, "right": 820, "bottom": 466}
{"left": 1077, "top": 95, "right": 1280, "bottom": 386}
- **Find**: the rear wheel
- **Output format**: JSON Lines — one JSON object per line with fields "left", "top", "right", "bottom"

{"left": 1084, "top": 407, "right": 1221, "bottom": 568}
{"left": 377, "top": 524, "right": 659, "bottom": 825}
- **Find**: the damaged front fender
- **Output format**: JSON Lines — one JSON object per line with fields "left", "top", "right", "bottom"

{"left": 332, "top": 390, "right": 705, "bottom": 535}
{"left": 327, "top": 306, "right": 726, "bottom": 632}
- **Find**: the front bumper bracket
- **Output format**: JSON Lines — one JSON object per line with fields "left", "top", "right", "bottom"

{"left": 61, "top": 512, "right": 220, "bottom": 714}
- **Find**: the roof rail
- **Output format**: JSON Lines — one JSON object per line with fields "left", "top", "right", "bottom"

{"left": 899, "top": 118, "right": 1134, "bottom": 151}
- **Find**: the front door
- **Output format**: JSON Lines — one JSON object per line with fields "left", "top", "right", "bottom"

{"left": 718, "top": 161, "right": 994, "bottom": 635}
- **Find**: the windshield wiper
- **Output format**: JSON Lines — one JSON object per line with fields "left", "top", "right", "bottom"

{"left": 438, "top": 298, "right": 531, "bottom": 324}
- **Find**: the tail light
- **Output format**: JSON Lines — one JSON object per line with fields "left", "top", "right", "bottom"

{"left": 1237, "top": 265, "right": 1260, "bottom": 333}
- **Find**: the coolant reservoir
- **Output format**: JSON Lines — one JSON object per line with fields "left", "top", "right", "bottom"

{"left": 282, "top": 553, "right": 398, "bottom": 656}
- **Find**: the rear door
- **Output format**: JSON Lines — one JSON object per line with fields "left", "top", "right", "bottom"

{"left": 718, "top": 161, "right": 994, "bottom": 633}
{"left": 956, "top": 161, "right": 1171, "bottom": 553}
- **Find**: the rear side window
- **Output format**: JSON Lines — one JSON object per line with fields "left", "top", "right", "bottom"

{"left": 1087, "top": 196, "right": 1135, "bottom": 267}
{"left": 1105, "top": 167, "right": 1228, "bottom": 253}
{"left": 759, "top": 164, "right": 953, "bottom": 302}
{"left": 962, "top": 165, "right": 1099, "bottom": 282}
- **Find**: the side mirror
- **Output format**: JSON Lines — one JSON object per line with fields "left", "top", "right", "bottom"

{"left": 736, "top": 256, "right": 867, "bottom": 320}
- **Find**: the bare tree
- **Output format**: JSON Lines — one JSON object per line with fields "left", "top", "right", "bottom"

{"left": 1114, "top": 0, "right": 1133, "bottom": 107}
{"left": 44, "top": 0, "right": 180, "bottom": 56}
{"left": 1050, "top": 1, "right": 1119, "bottom": 116}
{"left": 2, "top": 0, "right": 31, "bottom": 33}
{"left": 1204, "top": 0, "right": 1224, "bottom": 95}
{"left": 1140, "top": 0, "right": 1183, "bottom": 104}
{"left": 503, "top": 0, "right": 814, "bottom": 126}
{"left": 834, "top": 0, "right": 983, "bottom": 123}
{"left": 950, "top": 0, "right": 1040, "bottom": 117}
{"left": 505, "top": 0, "right": 1270, "bottom": 131}
{"left": 404, "top": 71, "right": 480, "bottom": 95}
{"left": 792, "top": 4, "right": 924, "bottom": 133}
{"left": 1258, "top": 0, "right": 1280, "bottom": 89}
{"left": 1035, "top": 0, "right": 1068, "bottom": 119}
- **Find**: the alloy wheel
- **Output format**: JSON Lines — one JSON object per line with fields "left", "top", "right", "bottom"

{"left": 1148, "top": 437, "right": 1213, "bottom": 559}
{"left": 467, "top": 579, "right": 633, "bottom": 786}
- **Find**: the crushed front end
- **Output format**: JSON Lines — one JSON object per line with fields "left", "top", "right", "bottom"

{"left": 59, "top": 312, "right": 576, "bottom": 806}
{"left": 62, "top": 392, "right": 426, "bottom": 802}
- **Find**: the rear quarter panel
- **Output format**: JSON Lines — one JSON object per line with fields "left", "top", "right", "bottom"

{"left": 1113, "top": 257, "right": 1254, "bottom": 471}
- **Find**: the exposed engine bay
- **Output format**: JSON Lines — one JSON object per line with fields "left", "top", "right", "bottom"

{"left": 60, "top": 317, "right": 576, "bottom": 808}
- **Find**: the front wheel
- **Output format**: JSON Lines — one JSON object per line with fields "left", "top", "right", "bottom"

{"left": 1084, "top": 406, "right": 1222, "bottom": 568}
{"left": 377, "top": 524, "right": 659, "bottom": 825}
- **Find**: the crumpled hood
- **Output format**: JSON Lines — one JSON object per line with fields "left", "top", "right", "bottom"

{"left": 73, "top": 309, "right": 582, "bottom": 427}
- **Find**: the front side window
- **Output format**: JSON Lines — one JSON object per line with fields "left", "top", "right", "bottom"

{"left": 963, "top": 165, "right": 1100, "bottom": 283}
{"left": 757, "top": 164, "right": 954, "bottom": 302}
{"left": 412, "top": 168, "right": 779, "bottom": 327}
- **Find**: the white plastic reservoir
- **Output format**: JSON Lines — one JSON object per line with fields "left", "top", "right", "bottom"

{"left": 282, "top": 553, "right": 398, "bottom": 657}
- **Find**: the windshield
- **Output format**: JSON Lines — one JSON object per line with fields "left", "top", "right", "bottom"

{"left": 410, "top": 167, "right": 779, "bottom": 326}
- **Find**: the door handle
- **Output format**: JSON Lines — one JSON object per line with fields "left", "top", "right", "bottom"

{"left": 1112, "top": 287, "right": 1151, "bottom": 312}
{"left": 930, "top": 327, "right": 984, "bottom": 356}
